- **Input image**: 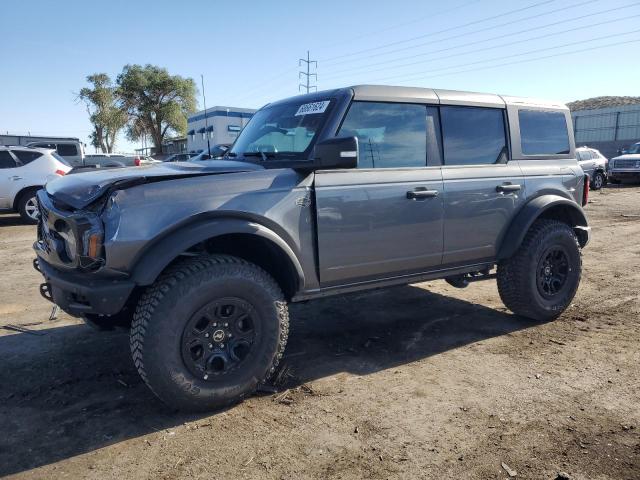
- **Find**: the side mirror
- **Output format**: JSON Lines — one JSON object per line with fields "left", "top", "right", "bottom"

{"left": 313, "top": 136, "right": 358, "bottom": 169}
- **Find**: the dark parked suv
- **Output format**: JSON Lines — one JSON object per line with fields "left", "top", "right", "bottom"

{"left": 34, "top": 85, "right": 590, "bottom": 411}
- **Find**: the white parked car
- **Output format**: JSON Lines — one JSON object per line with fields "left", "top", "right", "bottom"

{"left": 0, "top": 146, "right": 71, "bottom": 223}
{"left": 576, "top": 146, "right": 608, "bottom": 190}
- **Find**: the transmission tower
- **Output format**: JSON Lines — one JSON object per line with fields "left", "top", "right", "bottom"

{"left": 299, "top": 50, "right": 317, "bottom": 93}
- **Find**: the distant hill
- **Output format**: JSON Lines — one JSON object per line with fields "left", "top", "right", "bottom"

{"left": 568, "top": 96, "right": 640, "bottom": 111}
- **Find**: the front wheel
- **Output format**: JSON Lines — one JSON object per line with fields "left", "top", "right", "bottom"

{"left": 130, "top": 255, "right": 289, "bottom": 411}
{"left": 497, "top": 219, "right": 582, "bottom": 322}
{"left": 591, "top": 171, "right": 605, "bottom": 190}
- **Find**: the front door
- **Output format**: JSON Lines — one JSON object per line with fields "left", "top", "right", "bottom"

{"left": 0, "top": 151, "right": 20, "bottom": 209}
{"left": 315, "top": 101, "right": 444, "bottom": 286}
{"left": 439, "top": 105, "right": 526, "bottom": 265}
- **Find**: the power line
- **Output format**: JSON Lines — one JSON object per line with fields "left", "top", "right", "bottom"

{"left": 313, "top": 0, "right": 484, "bottom": 51}
{"left": 320, "top": 10, "right": 640, "bottom": 82}
{"left": 299, "top": 51, "right": 318, "bottom": 94}
{"left": 320, "top": 0, "right": 558, "bottom": 64}
{"left": 364, "top": 35, "right": 640, "bottom": 85}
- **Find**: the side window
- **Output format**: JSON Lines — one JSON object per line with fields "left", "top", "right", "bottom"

{"left": 13, "top": 150, "right": 43, "bottom": 164}
{"left": 440, "top": 106, "right": 507, "bottom": 166}
{"left": 56, "top": 144, "right": 78, "bottom": 156}
{"left": 32, "top": 142, "right": 56, "bottom": 149}
{"left": 519, "top": 110, "right": 570, "bottom": 155}
{"left": 338, "top": 102, "right": 432, "bottom": 168}
{"left": 0, "top": 151, "right": 17, "bottom": 169}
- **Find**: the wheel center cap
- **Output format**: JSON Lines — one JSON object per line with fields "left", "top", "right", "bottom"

{"left": 544, "top": 266, "right": 552, "bottom": 276}
{"left": 212, "top": 329, "right": 225, "bottom": 342}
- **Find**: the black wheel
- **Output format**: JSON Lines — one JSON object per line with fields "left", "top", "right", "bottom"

{"left": 497, "top": 219, "right": 581, "bottom": 321}
{"left": 130, "top": 255, "right": 289, "bottom": 411}
{"left": 591, "top": 171, "right": 605, "bottom": 190}
{"left": 17, "top": 188, "right": 41, "bottom": 224}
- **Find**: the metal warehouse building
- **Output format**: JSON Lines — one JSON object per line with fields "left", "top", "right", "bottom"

{"left": 187, "top": 106, "right": 256, "bottom": 153}
{"left": 571, "top": 100, "right": 640, "bottom": 158}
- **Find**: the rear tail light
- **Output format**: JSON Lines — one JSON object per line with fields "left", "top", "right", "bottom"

{"left": 55, "top": 169, "right": 66, "bottom": 176}
{"left": 582, "top": 174, "right": 590, "bottom": 206}
{"left": 134, "top": 156, "right": 141, "bottom": 166}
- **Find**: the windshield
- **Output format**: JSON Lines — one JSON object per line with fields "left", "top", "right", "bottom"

{"left": 627, "top": 143, "right": 640, "bottom": 154}
{"left": 229, "top": 99, "right": 334, "bottom": 160}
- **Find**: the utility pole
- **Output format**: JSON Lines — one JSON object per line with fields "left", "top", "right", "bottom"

{"left": 201, "top": 74, "right": 211, "bottom": 156}
{"left": 299, "top": 51, "right": 317, "bottom": 94}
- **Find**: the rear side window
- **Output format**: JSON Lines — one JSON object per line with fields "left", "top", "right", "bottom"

{"left": 13, "top": 150, "right": 43, "bottom": 164}
{"left": 56, "top": 144, "right": 78, "bottom": 156}
{"left": 0, "top": 151, "right": 17, "bottom": 169}
{"left": 519, "top": 110, "right": 570, "bottom": 155}
{"left": 32, "top": 142, "right": 56, "bottom": 149}
{"left": 440, "top": 106, "right": 507, "bottom": 165}
{"left": 339, "top": 102, "right": 436, "bottom": 168}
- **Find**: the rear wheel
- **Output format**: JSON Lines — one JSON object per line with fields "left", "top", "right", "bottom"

{"left": 130, "top": 255, "right": 289, "bottom": 411}
{"left": 497, "top": 219, "right": 581, "bottom": 321}
{"left": 17, "top": 188, "right": 41, "bottom": 224}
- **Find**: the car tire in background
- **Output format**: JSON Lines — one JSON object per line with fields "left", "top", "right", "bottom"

{"left": 591, "top": 171, "right": 605, "bottom": 190}
{"left": 130, "top": 255, "right": 289, "bottom": 412}
{"left": 497, "top": 219, "right": 581, "bottom": 322}
{"left": 17, "top": 188, "right": 41, "bottom": 224}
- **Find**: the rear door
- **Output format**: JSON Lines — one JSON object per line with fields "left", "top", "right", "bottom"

{"left": 315, "top": 101, "right": 444, "bottom": 286}
{"left": 440, "top": 105, "right": 525, "bottom": 265}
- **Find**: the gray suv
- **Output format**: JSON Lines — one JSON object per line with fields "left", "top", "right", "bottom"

{"left": 33, "top": 85, "right": 590, "bottom": 411}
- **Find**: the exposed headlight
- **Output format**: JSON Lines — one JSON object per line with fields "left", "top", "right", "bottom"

{"left": 56, "top": 227, "right": 77, "bottom": 262}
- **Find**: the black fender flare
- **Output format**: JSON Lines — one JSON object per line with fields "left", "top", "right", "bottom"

{"left": 129, "top": 217, "right": 306, "bottom": 290}
{"left": 497, "top": 195, "right": 589, "bottom": 260}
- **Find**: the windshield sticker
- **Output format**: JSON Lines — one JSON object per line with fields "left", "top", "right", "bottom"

{"left": 295, "top": 100, "right": 330, "bottom": 116}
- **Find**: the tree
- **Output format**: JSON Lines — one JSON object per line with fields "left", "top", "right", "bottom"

{"left": 117, "top": 64, "right": 197, "bottom": 153}
{"left": 78, "top": 74, "right": 127, "bottom": 153}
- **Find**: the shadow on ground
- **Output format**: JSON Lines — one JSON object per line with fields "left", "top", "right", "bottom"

{"left": 0, "top": 285, "right": 540, "bottom": 476}
{"left": 0, "top": 213, "right": 30, "bottom": 228}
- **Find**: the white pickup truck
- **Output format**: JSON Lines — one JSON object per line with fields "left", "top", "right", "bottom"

{"left": 26, "top": 140, "right": 158, "bottom": 168}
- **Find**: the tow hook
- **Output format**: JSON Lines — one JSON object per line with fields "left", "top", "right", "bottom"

{"left": 39, "top": 282, "right": 53, "bottom": 303}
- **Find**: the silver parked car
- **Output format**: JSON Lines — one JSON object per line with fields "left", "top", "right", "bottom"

{"left": 34, "top": 85, "right": 589, "bottom": 411}
{"left": 576, "top": 146, "right": 608, "bottom": 190}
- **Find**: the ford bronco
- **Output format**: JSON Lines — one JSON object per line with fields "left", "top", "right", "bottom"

{"left": 34, "top": 85, "right": 590, "bottom": 411}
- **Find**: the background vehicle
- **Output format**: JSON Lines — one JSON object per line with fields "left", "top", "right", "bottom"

{"left": 609, "top": 142, "right": 640, "bottom": 184}
{"left": 0, "top": 146, "right": 70, "bottom": 222}
{"left": 188, "top": 144, "right": 230, "bottom": 162}
{"left": 576, "top": 146, "right": 608, "bottom": 190}
{"left": 26, "top": 140, "right": 84, "bottom": 166}
{"left": 162, "top": 152, "right": 199, "bottom": 162}
{"left": 83, "top": 153, "right": 159, "bottom": 167}
{"left": 34, "top": 85, "right": 589, "bottom": 411}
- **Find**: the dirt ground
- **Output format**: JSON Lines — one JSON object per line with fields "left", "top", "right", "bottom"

{"left": 0, "top": 185, "right": 638, "bottom": 480}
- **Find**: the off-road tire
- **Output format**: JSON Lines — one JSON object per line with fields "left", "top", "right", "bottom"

{"left": 497, "top": 219, "right": 581, "bottom": 322}
{"left": 591, "top": 171, "right": 605, "bottom": 190}
{"left": 130, "top": 255, "right": 289, "bottom": 411}
{"left": 17, "top": 188, "right": 41, "bottom": 224}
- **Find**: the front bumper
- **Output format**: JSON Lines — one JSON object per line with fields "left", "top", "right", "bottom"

{"left": 34, "top": 256, "right": 135, "bottom": 317}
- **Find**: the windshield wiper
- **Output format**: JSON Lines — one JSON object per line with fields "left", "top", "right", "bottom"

{"left": 243, "top": 151, "right": 277, "bottom": 162}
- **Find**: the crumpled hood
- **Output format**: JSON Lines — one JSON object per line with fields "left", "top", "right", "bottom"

{"left": 46, "top": 160, "right": 263, "bottom": 209}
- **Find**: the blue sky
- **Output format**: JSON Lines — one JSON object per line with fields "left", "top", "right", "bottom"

{"left": 1, "top": 0, "right": 638, "bottom": 153}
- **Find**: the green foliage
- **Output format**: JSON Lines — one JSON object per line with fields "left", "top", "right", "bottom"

{"left": 78, "top": 74, "right": 127, "bottom": 153}
{"left": 116, "top": 64, "right": 197, "bottom": 152}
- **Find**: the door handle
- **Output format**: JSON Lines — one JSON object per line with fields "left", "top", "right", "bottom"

{"left": 406, "top": 189, "right": 439, "bottom": 199}
{"left": 496, "top": 184, "right": 521, "bottom": 193}
{"left": 10, "top": 176, "right": 22, "bottom": 181}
